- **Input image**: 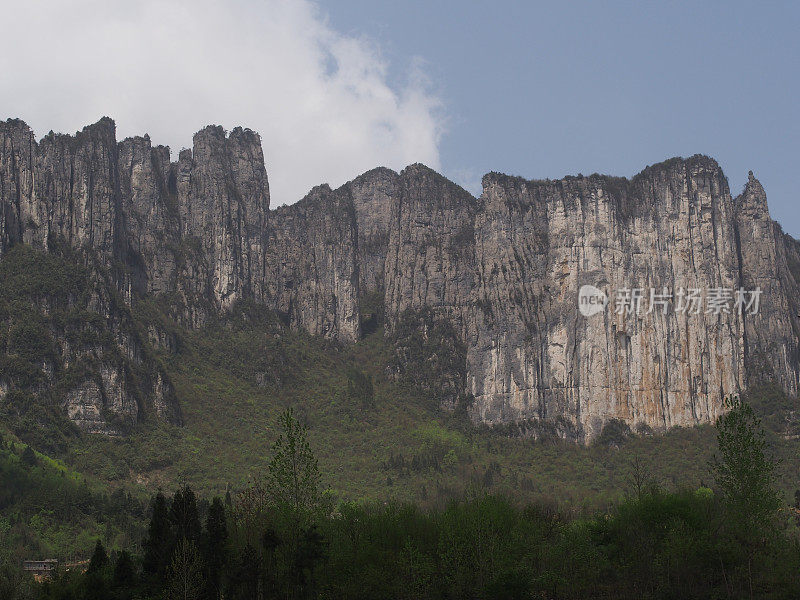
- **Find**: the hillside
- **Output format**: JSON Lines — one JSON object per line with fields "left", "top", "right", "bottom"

{"left": 2, "top": 118, "right": 800, "bottom": 568}
{"left": 2, "top": 247, "right": 799, "bottom": 566}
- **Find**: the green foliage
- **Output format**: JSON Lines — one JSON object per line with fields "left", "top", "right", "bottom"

{"left": 88, "top": 539, "right": 108, "bottom": 572}
{"left": 143, "top": 491, "right": 171, "bottom": 580}
{"left": 11, "top": 408, "right": 800, "bottom": 600}
{"left": 166, "top": 538, "right": 203, "bottom": 600}
{"left": 21, "top": 446, "right": 38, "bottom": 467}
{"left": 4, "top": 245, "right": 800, "bottom": 597}
{"left": 112, "top": 550, "right": 136, "bottom": 592}
{"left": 267, "top": 408, "right": 322, "bottom": 524}
{"left": 345, "top": 367, "right": 374, "bottom": 410}
{"left": 0, "top": 440, "right": 146, "bottom": 565}
{"left": 595, "top": 418, "right": 634, "bottom": 448}
{"left": 387, "top": 307, "right": 467, "bottom": 407}
{"left": 169, "top": 486, "right": 202, "bottom": 547}
{"left": 0, "top": 244, "right": 160, "bottom": 449}
{"left": 711, "top": 395, "right": 783, "bottom": 539}
{"left": 202, "top": 497, "right": 227, "bottom": 600}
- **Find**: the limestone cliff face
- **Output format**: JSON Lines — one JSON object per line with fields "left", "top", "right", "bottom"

{"left": 379, "top": 157, "right": 799, "bottom": 441}
{"left": 118, "top": 134, "right": 180, "bottom": 298}
{"left": 468, "top": 159, "right": 747, "bottom": 440}
{"left": 1, "top": 118, "right": 121, "bottom": 257}
{"left": 0, "top": 118, "right": 361, "bottom": 433}
{"left": 345, "top": 167, "right": 400, "bottom": 293}
{"left": 2, "top": 116, "right": 799, "bottom": 441}
{"left": 177, "top": 126, "right": 270, "bottom": 309}
{"left": 265, "top": 184, "right": 360, "bottom": 342}
{"left": 0, "top": 119, "right": 179, "bottom": 434}
{"left": 734, "top": 173, "right": 800, "bottom": 395}
{"left": 0, "top": 245, "right": 180, "bottom": 436}
{"left": 383, "top": 164, "right": 478, "bottom": 335}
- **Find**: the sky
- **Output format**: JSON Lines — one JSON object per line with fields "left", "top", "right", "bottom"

{"left": 2, "top": 1, "right": 798, "bottom": 236}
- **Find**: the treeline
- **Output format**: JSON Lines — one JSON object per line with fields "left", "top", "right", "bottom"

{"left": 0, "top": 433, "right": 145, "bottom": 563}
{"left": 12, "top": 399, "right": 800, "bottom": 599}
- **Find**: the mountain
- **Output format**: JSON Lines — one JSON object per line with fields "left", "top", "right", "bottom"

{"left": 1, "top": 117, "right": 798, "bottom": 442}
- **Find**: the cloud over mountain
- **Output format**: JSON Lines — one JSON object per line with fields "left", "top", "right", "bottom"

{"left": 1, "top": 0, "right": 443, "bottom": 204}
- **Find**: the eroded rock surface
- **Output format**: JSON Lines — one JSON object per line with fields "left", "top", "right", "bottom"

{"left": 2, "top": 117, "right": 798, "bottom": 441}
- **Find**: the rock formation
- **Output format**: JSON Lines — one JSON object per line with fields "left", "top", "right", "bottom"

{"left": 1, "top": 117, "right": 798, "bottom": 441}
{"left": 341, "top": 157, "right": 799, "bottom": 442}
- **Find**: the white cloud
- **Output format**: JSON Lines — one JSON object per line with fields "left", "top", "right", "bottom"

{"left": 0, "top": 0, "right": 444, "bottom": 204}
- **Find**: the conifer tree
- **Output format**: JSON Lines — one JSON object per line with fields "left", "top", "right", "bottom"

{"left": 143, "top": 491, "right": 172, "bottom": 580}
{"left": 113, "top": 549, "right": 136, "bottom": 592}
{"left": 87, "top": 540, "right": 108, "bottom": 574}
{"left": 202, "top": 497, "right": 228, "bottom": 600}
{"left": 170, "top": 486, "right": 202, "bottom": 546}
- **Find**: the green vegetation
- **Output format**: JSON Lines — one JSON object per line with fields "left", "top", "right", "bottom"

{"left": 65, "top": 305, "right": 776, "bottom": 510}
{"left": 2, "top": 245, "right": 800, "bottom": 597}
{"left": 7, "top": 400, "right": 799, "bottom": 599}
{"left": 0, "top": 432, "right": 146, "bottom": 590}
{"left": 4, "top": 288, "right": 800, "bottom": 570}
{"left": 0, "top": 244, "right": 159, "bottom": 449}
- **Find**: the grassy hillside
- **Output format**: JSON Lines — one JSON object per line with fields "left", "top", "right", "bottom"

{"left": 67, "top": 305, "right": 800, "bottom": 510}
{"left": 0, "top": 430, "right": 146, "bottom": 564}
{"left": 1, "top": 245, "right": 799, "bottom": 563}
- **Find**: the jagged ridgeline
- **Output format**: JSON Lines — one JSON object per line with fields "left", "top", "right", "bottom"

{"left": 1, "top": 118, "right": 799, "bottom": 442}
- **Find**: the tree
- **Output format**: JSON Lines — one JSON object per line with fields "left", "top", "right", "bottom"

{"left": 794, "top": 490, "right": 800, "bottom": 527}
{"left": 625, "top": 453, "right": 655, "bottom": 499}
{"left": 202, "top": 497, "right": 228, "bottom": 600}
{"left": 711, "top": 395, "right": 782, "bottom": 534}
{"left": 87, "top": 539, "right": 108, "bottom": 574}
{"left": 170, "top": 486, "right": 202, "bottom": 547}
{"left": 85, "top": 540, "right": 110, "bottom": 600}
{"left": 265, "top": 408, "right": 325, "bottom": 598}
{"left": 143, "top": 491, "right": 173, "bottom": 581}
{"left": 293, "top": 525, "right": 327, "bottom": 596}
{"left": 711, "top": 394, "right": 783, "bottom": 595}
{"left": 167, "top": 538, "right": 204, "bottom": 600}
{"left": 20, "top": 446, "right": 37, "bottom": 467}
{"left": 267, "top": 408, "right": 321, "bottom": 521}
{"left": 0, "top": 556, "right": 37, "bottom": 600}
{"left": 113, "top": 550, "right": 136, "bottom": 595}
{"left": 226, "top": 543, "right": 259, "bottom": 600}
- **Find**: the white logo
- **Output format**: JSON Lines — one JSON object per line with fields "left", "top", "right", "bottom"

{"left": 578, "top": 285, "right": 607, "bottom": 317}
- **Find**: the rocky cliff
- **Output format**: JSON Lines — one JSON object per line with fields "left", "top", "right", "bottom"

{"left": 0, "top": 118, "right": 359, "bottom": 433}
{"left": 340, "top": 156, "right": 799, "bottom": 442}
{"left": 1, "top": 117, "right": 798, "bottom": 441}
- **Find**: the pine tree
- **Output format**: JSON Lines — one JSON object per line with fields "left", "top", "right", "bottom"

{"left": 87, "top": 539, "right": 108, "bottom": 573}
{"left": 202, "top": 497, "right": 228, "bottom": 600}
{"left": 113, "top": 549, "right": 136, "bottom": 590}
{"left": 170, "top": 486, "right": 202, "bottom": 546}
{"left": 143, "top": 491, "right": 172, "bottom": 580}
{"left": 85, "top": 540, "right": 110, "bottom": 600}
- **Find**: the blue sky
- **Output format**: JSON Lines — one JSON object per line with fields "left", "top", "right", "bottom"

{"left": 323, "top": 1, "right": 800, "bottom": 236}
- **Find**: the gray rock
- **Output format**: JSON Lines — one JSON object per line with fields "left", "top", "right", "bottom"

{"left": 2, "top": 117, "right": 798, "bottom": 442}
